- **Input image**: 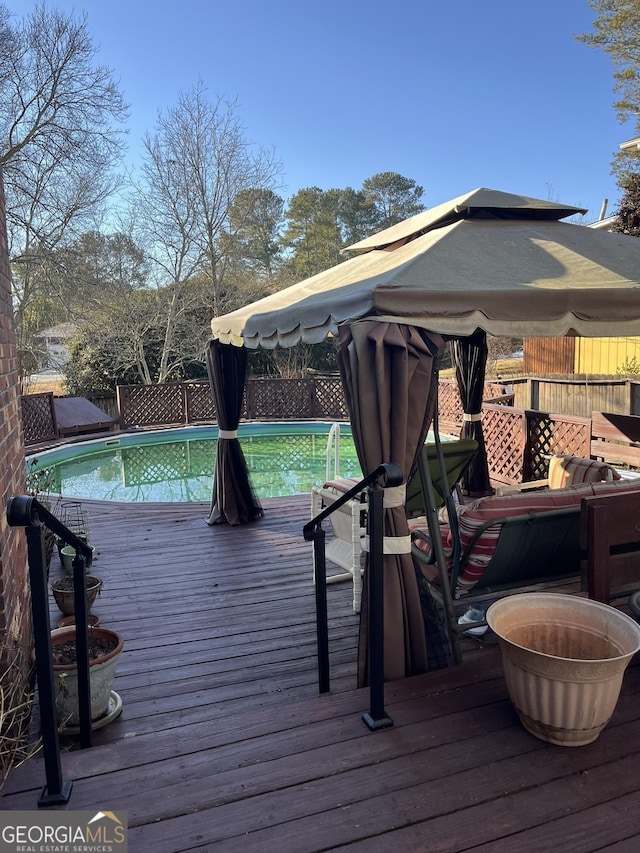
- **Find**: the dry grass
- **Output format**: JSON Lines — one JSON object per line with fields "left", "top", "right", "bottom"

{"left": 21, "top": 376, "right": 67, "bottom": 396}
{"left": 0, "top": 639, "right": 40, "bottom": 794}
{"left": 440, "top": 357, "right": 525, "bottom": 381}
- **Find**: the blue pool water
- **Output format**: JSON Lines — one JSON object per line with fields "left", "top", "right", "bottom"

{"left": 26, "top": 422, "right": 361, "bottom": 502}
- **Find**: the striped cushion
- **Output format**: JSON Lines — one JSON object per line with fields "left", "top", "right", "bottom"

{"left": 590, "top": 479, "right": 640, "bottom": 498}
{"left": 453, "top": 485, "right": 594, "bottom": 589}
{"left": 322, "top": 478, "right": 362, "bottom": 497}
{"left": 409, "top": 518, "right": 450, "bottom": 559}
{"left": 548, "top": 455, "right": 621, "bottom": 489}
{"left": 414, "top": 478, "right": 640, "bottom": 591}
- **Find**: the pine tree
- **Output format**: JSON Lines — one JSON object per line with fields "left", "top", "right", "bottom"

{"left": 612, "top": 172, "right": 640, "bottom": 236}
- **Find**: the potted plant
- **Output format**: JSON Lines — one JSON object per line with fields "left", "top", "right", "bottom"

{"left": 51, "top": 575, "right": 102, "bottom": 617}
{"left": 56, "top": 500, "right": 92, "bottom": 565}
{"left": 60, "top": 544, "right": 95, "bottom": 575}
{"left": 49, "top": 626, "right": 124, "bottom": 728}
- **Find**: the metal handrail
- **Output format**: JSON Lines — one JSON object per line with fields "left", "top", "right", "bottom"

{"left": 304, "top": 461, "right": 402, "bottom": 731}
{"left": 6, "top": 495, "right": 94, "bottom": 807}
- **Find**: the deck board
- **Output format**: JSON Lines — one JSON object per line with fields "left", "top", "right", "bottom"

{"left": 3, "top": 494, "right": 640, "bottom": 852}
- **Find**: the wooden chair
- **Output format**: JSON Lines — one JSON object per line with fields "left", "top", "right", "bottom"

{"left": 580, "top": 487, "right": 640, "bottom": 606}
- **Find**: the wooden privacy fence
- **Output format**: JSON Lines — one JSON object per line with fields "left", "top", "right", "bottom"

{"left": 116, "top": 382, "right": 215, "bottom": 429}
{"left": 511, "top": 376, "right": 640, "bottom": 418}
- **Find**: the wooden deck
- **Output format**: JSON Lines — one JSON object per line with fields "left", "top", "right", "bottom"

{"left": 3, "top": 495, "right": 640, "bottom": 852}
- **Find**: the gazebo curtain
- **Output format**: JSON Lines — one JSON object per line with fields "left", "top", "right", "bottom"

{"left": 206, "top": 339, "right": 263, "bottom": 526}
{"left": 336, "top": 321, "right": 443, "bottom": 684}
{"left": 450, "top": 330, "right": 493, "bottom": 497}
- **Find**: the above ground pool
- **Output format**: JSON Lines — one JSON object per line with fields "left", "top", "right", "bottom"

{"left": 26, "top": 422, "right": 361, "bottom": 502}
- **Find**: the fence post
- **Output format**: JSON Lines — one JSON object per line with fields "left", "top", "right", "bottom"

{"left": 308, "top": 378, "right": 316, "bottom": 418}
{"left": 245, "top": 379, "right": 254, "bottom": 419}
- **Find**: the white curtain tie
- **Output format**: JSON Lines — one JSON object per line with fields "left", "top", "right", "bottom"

{"left": 382, "top": 484, "right": 406, "bottom": 507}
{"left": 218, "top": 429, "right": 238, "bottom": 439}
{"left": 462, "top": 413, "right": 482, "bottom": 422}
{"left": 362, "top": 534, "right": 412, "bottom": 555}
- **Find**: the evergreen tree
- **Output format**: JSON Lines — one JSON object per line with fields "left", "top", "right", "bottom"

{"left": 611, "top": 171, "right": 640, "bottom": 235}
{"left": 577, "top": 1, "right": 640, "bottom": 177}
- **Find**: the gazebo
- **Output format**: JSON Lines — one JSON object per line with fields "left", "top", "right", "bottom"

{"left": 206, "top": 187, "right": 640, "bottom": 684}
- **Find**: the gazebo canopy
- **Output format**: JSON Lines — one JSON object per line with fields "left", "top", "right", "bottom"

{"left": 207, "top": 187, "right": 640, "bottom": 683}
{"left": 210, "top": 187, "right": 640, "bottom": 348}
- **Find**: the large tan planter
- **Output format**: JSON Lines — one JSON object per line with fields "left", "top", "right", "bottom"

{"left": 486, "top": 593, "right": 640, "bottom": 747}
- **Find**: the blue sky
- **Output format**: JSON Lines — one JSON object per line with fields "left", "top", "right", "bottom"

{"left": 6, "top": 0, "right": 632, "bottom": 223}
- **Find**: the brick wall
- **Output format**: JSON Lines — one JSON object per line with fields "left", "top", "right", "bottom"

{"left": 0, "top": 169, "right": 31, "bottom": 687}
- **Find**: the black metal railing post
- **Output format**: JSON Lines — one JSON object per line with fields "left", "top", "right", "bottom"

{"left": 7, "top": 495, "right": 95, "bottom": 805}
{"left": 7, "top": 496, "right": 72, "bottom": 806}
{"left": 304, "top": 462, "right": 402, "bottom": 730}
{"left": 309, "top": 525, "right": 330, "bottom": 693}
{"left": 71, "top": 549, "right": 92, "bottom": 749}
{"left": 361, "top": 475, "right": 394, "bottom": 731}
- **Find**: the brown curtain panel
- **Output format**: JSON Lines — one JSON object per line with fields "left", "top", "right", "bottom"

{"left": 450, "top": 330, "right": 493, "bottom": 497}
{"left": 337, "top": 321, "right": 443, "bottom": 683}
{"left": 206, "top": 339, "right": 263, "bottom": 526}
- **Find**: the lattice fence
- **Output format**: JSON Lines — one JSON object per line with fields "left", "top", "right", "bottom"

{"left": 185, "top": 382, "right": 216, "bottom": 423}
{"left": 437, "top": 379, "right": 464, "bottom": 432}
{"left": 525, "top": 412, "right": 591, "bottom": 480}
{"left": 312, "top": 377, "right": 349, "bottom": 419}
{"left": 117, "top": 384, "right": 187, "bottom": 428}
{"left": 116, "top": 377, "right": 348, "bottom": 427}
{"left": 20, "top": 393, "right": 57, "bottom": 445}
{"left": 245, "top": 378, "right": 314, "bottom": 420}
{"left": 482, "top": 405, "right": 527, "bottom": 483}
{"left": 21, "top": 378, "right": 593, "bottom": 484}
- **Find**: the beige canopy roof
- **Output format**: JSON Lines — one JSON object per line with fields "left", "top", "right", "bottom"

{"left": 343, "top": 187, "right": 588, "bottom": 253}
{"left": 210, "top": 188, "right": 640, "bottom": 348}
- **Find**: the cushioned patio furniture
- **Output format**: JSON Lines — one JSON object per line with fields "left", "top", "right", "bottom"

{"left": 411, "top": 467, "right": 640, "bottom": 663}
{"left": 311, "top": 438, "right": 479, "bottom": 613}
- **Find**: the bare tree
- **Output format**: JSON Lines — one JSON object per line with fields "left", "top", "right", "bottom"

{"left": 134, "top": 82, "right": 281, "bottom": 382}
{"left": 0, "top": 3, "right": 128, "bottom": 375}
{"left": 64, "top": 280, "right": 214, "bottom": 393}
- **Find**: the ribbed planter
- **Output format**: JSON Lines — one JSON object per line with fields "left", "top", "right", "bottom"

{"left": 487, "top": 593, "right": 640, "bottom": 747}
{"left": 50, "top": 626, "right": 124, "bottom": 726}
